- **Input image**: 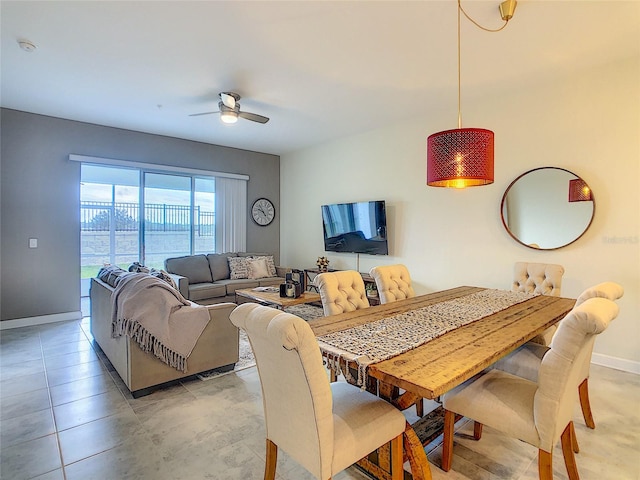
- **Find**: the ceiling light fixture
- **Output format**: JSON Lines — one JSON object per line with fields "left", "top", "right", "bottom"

{"left": 220, "top": 109, "right": 238, "bottom": 124}
{"left": 427, "top": 0, "right": 517, "bottom": 188}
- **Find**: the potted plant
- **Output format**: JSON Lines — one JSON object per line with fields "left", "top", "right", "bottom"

{"left": 366, "top": 283, "right": 378, "bottom": 298}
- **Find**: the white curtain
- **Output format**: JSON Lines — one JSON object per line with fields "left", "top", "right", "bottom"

{"left": 215, "top": 177, "right": 247, "bottom": 252}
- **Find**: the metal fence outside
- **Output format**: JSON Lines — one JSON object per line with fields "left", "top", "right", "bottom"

{"left": 80, "top": 201, "right": 214, "bottom": 236}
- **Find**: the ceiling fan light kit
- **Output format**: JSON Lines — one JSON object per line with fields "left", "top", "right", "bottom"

{"left": 189, "top": 91, "right": 269, "bottom": 125}
{"left": 220, "top": 108, "right": 239, "bottom": 124}
{"left": 427, "top": 0, "right": 517, "bottom": 188}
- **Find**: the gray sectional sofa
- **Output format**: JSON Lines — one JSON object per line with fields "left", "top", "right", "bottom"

{"left": 90, "top": 276, "right": 239, "bottom": 397}
{"left": 164, "top": 252, "right": 290, "bottom": 304}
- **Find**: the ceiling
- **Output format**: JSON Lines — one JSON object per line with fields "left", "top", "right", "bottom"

{"left": 2, "top": 1, "right": 638, "bottom": 156}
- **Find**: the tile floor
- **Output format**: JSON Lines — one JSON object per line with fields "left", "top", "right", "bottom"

{"left": 1, "top": 314, "right": 639, "bottom": 480}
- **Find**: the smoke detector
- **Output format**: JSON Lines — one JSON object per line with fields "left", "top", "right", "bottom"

{"left": 18, "top": 39, "right": 36, "bottom": 52}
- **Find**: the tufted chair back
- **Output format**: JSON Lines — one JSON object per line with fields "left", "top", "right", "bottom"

{"left": 574, "top": 281, "right": 624, "bottom": 307}
{"left": 512, "top": 262, "right": 565, "bottom": 297}
{"left": 570, "top": 282, "right": 624, "bottom": 390}
{"left": 230, "top": 303, "right": 335, "bottom": 478}
{"left": 314, "top": 270, "right": 370, "bottom": 316}
{"left": 369, "top": 264, "right": 416, "bottom": 304}
{"left": 512, "top": 262, "right": 565, "bottom": 345}
{"left": 534, "top": 297, "right": 619, "bottom": 451}
{"left": 230, "top": 303, "right": 407, "bottom": 480}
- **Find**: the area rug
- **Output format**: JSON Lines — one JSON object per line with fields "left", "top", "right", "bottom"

{"left": 197, "top": 303, "right": 324, "bottom": 381}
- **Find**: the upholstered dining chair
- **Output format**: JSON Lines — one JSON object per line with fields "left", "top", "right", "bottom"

{"left": 512, "top": 262, "right": 565, "bottom": 345}
{"left": 314, "top": 270, "right": 370, "bottom": 316}
{"left": 441, "top": 297, "right": 620, "bottom": 480}
{"left": 369, "top": 264, "right": 416, "bottom": 304}
{"left": 494, "top": 282, "right": 624, "bottom": 434}
{"left": 230, "top": 303, "right": 407, "bottom": 480}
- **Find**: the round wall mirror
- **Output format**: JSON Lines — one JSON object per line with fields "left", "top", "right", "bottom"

{"left": 501, "top": 167, "right": 595, "bottom": 250}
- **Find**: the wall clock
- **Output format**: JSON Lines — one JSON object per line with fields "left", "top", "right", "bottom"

{"left": 251, "top": 198, "right": 275, "bottom": 226}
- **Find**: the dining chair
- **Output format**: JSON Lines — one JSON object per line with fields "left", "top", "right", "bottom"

{"left": 512, "top": 261, "right": 565, "bottom": 345}
{"left": 369, "top": 264, "right": 416, "bottom": 304}
{"left": 229, "top": 303, "right": 407, "bottom": 480}
{"left": 494, "top": 282, "right": 624, "bottom": 433}
{"left": 314, "top": 270, "right": 370, "bottom": 316}
{"left": 368, "top": 264, "right": 423, "bottom": 416}
{"left": 441, "top": 297, "right": 620, "bottom": 480}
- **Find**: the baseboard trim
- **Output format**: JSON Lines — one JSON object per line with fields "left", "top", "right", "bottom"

{"left": 592, "top": 353, "right": 640, "bottom": 375}
{"left": 0, "top": 311, "right": 83, "bottom": 330}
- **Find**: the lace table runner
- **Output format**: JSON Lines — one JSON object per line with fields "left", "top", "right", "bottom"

{"left": 317, "top": 289, "right": 537, "bottom": 386}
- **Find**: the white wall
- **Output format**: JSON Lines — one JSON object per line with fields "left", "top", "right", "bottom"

{"left": 280, "top": 56, "right": 639, "bottom": 371}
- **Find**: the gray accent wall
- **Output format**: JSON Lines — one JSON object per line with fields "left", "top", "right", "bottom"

{"left": 0, "top": 108, "right": 280, "bottom": 322}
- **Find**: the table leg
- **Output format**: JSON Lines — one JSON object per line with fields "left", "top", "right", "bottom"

{"left": 364, "top": 380, "right": 433, "bottom": 480}
{"left": 403, "top": 422, "right": 433, "bottom": 480}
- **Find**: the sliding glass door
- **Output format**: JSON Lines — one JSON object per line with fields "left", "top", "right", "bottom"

{"left": 80, "top": 165, "right": 140, "bottom": 294}
{"left": 81, "top": 165, "right": 217, "bottom": 290}
{"left": 194, "top": 177, "right": 216, "bottom": 254}
{"left": 143, "top": 173, "right": 191, "bottom": 269}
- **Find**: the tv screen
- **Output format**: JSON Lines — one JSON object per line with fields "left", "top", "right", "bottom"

{"left": 321, "top": 200, "right": 388, "bottom": 255}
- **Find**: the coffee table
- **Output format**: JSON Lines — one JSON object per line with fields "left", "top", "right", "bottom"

{"left": 234, "top": 288, "right": 321, "bottom": 310}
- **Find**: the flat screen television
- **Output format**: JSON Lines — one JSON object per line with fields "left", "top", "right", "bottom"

{"left": 321, "top": 200, "right": 388, "bottom": 255}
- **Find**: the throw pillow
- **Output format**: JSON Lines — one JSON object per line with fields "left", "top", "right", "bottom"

{"left": 149, "top": 268, "right": 178, "bottom": 290}
{"left": 251, "top": 255, "right": 277, "bottom": 277}
{"left": 247, "top": 258, "right": 270, "bottom": 279}
{"left": 228, "top": 256, "right": 250, "bottom": 279}
{"left": 128, "top": 262, "right": 150, "bottom": 273}
{"left": 97, "top": 265, "right": 128, "bottom": 287}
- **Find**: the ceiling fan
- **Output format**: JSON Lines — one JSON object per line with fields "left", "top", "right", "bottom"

{"left": 189, "top": 92, "right": 269, "bottom": 124}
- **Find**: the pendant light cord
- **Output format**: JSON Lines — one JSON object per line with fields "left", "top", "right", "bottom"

{"left": 457, "top": 4, "right": 462, "bottom": 129}
{"left": 459, "top": 0, "right": 510, "bottom": 33}
{"left": 457, "top": 0, "right": 512, "bottom": 128}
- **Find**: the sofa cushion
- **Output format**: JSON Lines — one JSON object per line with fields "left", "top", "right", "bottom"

{"left": 207, "top": 253, "right": 236, "bottom": 281}
{"left": 165, "top": 255, "right": 213, "bottom": 284}
{"left": 228, "top": 257, "right": 250, "bottom": 279}
{"left": 217, "top": 279, "right": 260, "bottom": 295}
{"left": 247, "top": 258, "right": 271, "bottom": 279}
{"left": 257, "top": 277, "right": 284, "bottom": 288}
{"left": 188, "top": 282, "right": 227, "bottom": 301}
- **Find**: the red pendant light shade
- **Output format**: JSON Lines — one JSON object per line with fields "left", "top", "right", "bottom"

{"left": 426, "top": 1, "right": 516, "bottom": 188}
{"left": 427, "top": 128, "right": 494, "bottom": 188}
{"left": 568, "top": 178, "right": 593, "bottom": 202}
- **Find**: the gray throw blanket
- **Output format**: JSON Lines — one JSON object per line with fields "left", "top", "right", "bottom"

{"left": 111, "top": 273, "right": 210, "bottom": 373}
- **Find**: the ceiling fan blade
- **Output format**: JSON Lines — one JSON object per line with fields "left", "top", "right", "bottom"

{"left": 189, "top": 111, "right": 219, "bottom": 117}
{"left": 238, "top": 111, "right": 270, "bottom": 124}
{"left": 220, "top": 92, "right": 236, "bottom": 109}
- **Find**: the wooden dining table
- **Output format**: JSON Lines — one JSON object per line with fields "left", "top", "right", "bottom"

{"left": 308, "top": 286, "right": 576, "bottom": 480}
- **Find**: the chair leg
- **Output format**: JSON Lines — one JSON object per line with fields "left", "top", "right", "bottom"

{"left": 578, "top": 378, "right": 595, "bottom": 429}
{"left": 442, "top": 409, "right": 456, "bottom": 472}
{"left": 329, "top": 367, "right": 337, "bottom": 383}
{"left": 561, "top": 423, "right": 580, "bottom": 480}
{"left": 416, "top": 397, "right": 424, "bottom": 417}
{"left": 570, "top": 421, "right": 580, "bottom": 454}
{"left": 390, "top": 433, "right": 404, "bottom": 480}
{"left": 265, "top": 439, "right": 278, "bottom": 480}
{"left": 538, "top": 448, "right": 553, "bottom": 480}
{"left": 473, "top": 421, "right": 483, "bottom": 440}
